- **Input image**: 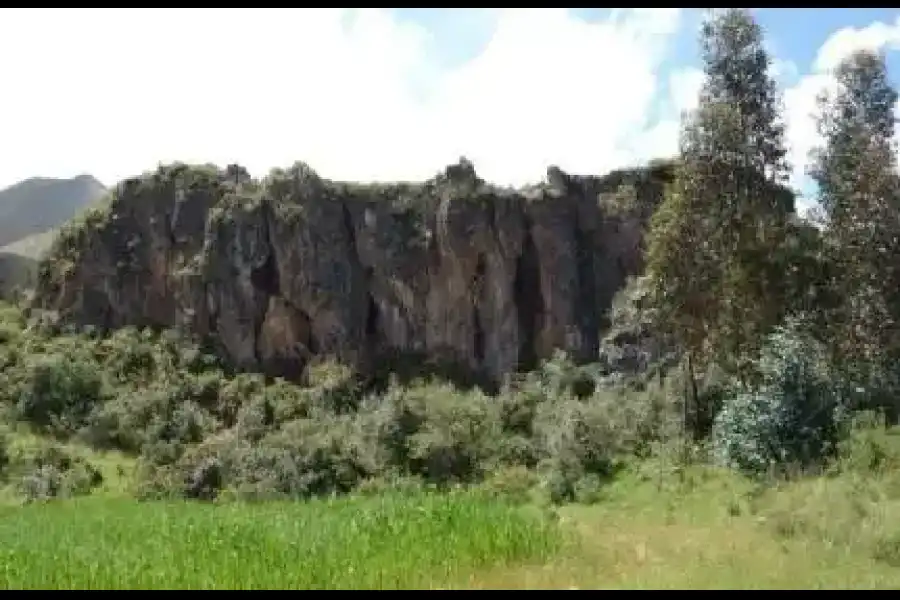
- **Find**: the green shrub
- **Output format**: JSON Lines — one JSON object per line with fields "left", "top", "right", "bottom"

{"left": 15, "top": 444, "right": 103, "bottom": 502}
{"left": 374, "top": 382, "right": 503, "bottom": 485}
{"left": 12, "top": 351, "right": 108, "bottom": 435}
{"left": 85, "top": 380, "right": 219, "bottom": 462}
{"left": 533, "top": 393, "right": 623, "bottom": 503}
{"left": 835, "top": 411, "right": 900, "bottom": 475}
{"left": 713, "top": 320, "right": 847, "bottom": 476}
{"left": 225, "top": 415, "right": 382, "bottom": 500}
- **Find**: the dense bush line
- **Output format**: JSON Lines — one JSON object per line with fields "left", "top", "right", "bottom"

{"left": 0, "top": 299, "right": 887, "bottom": 505}
{"left": 0, "top": 302, "right": 681, "bottom": 502}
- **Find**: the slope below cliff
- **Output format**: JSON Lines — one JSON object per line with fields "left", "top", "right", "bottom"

{"left": 33, "top": 159, "right": 674, "bottom": 384}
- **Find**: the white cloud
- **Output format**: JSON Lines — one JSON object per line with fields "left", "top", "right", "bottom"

{"left": 0, "top": 8, "right": 687, "bottom": 189}
{"left": 772, "top": 58, "right": 799, "bottom": 83}
{"left": 669, "top": 68, "right": 705, "bottom": 116}
{"left": 783, "top": 15, "right": 900, "bottom": 197}
{"left": 813, "top": 16, "right": 900, "bottom": 72}
{"left": 624, "top": 67, "right": 704, "bottom": 161}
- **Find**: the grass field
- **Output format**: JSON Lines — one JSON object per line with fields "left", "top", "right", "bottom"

{"left": 2, "top": 429, "right": 900, "bottom": 589}
{"left": 469, "top": 463, "right": 900, "bottom": 589}
{"left": 0, "top": 491, "right": 562, "bottom": 589}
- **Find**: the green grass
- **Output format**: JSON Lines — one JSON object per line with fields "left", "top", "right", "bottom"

{"left": 0, "top": 491, "right": 562, "bottom": 590}
{"left": 6, "top": 467, "right": 900, "bottom": 590}
{"left": 465, "top": 461, "right": 900, "bottom": 589}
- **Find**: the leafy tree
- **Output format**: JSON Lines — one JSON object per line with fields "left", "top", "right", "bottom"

{"left": 713, "top": 319, "right": 845, "bottom": 476}
{"left": 811, "top": 49, "right": 900, "bottom": 421}
{"left": 644, "top": 8, "right": 792, "bottom": 436}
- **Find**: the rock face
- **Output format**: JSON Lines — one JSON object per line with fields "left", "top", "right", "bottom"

{"left": 34, "top": 159, "right": 674, "bottom": 384}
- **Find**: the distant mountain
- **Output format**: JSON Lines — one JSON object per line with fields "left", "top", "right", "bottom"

{"left": 0, "top": 174, "right": 107, "bottom": 250}
{"left": 0, "top": 174, "right": 107, "bottom": 299}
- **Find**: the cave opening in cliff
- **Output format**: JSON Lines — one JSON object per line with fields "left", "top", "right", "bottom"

{"left": 366, "top": 295, "right": 380, "bottom": 340}
{"left": 363, "top": 267, "right": 382, "bottom": 354}
{"left": 473, "top": 256, "right": 486, "bottom": 364}
{"left": 250, "top": 252, "right": 280, "bottom": 297}
{"left": 366, "top": 300, "right": 381, "bottom": 352}
{"left": 574, "top": 223, "right": 599, "bottom": 357}
{"left": 514, "top": 228, "right": 543, "bottom": 372}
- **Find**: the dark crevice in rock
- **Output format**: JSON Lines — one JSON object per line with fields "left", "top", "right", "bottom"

{"left": 485, "top": 197, "right": 496, "bottom": 233}
{"left": 306, "top": 322, "right": 320, "bottom": 355}
{"left": 364, "top": 266, "right": 381, "bottom": 354}
{"left": 339, "top": 200, "right": 376, "bottom": 360}
{"left": 473, "top": 255, "right": 486, "bottom": 365}
{"left": 472, "top": 311, "right": 485, "bottom": 365}
{"left": 365, "top": 294, "right": 380, "bottom": 344}
{"left": 205, "top": 288, "right": 219, "bottom": 339}
{"left": 514, "top": 223, "right": 543, "bottom": 372}
{"left": 252, "top": 204, "right": 280, "bottom": 298}
{"left": 251, "top": 205, "right": 278, "bottom": 369}
{"left": 340, "top": 201, "right": 358, "bottom": 254}
{"left": 250, "top": 252, "right": 280, "bottom": 297}
{"left": 574, "top": 220, "right": 598, "bottom": 359}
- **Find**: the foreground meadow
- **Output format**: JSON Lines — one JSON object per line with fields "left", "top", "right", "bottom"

{"left": 470, "top": 462, "right": 900, "bottom": 589}
{"left": 0, "top": 490, "right": 561, "bottom": 589}
{"left": 2, "top": 439, "right": 900, "bottom": 590}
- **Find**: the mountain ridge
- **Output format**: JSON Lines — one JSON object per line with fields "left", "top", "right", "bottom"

{"left": 0, "top": 174, "right": 108, "bottom": 298}
{"left": 0, "top": 174, "right": 108, "bottom": 250}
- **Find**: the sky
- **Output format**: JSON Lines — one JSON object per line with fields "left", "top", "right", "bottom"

{"left": 1, "top": 8, "right": 899, "bottom": 209}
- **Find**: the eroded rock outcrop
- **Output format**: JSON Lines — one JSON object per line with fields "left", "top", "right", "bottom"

{"left": 34, "top": 159, "right": 675, "bottom": 384}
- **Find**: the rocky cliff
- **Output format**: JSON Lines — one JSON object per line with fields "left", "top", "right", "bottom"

{"left": 33, "top": 159, "right": 675, "bottom": 384}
